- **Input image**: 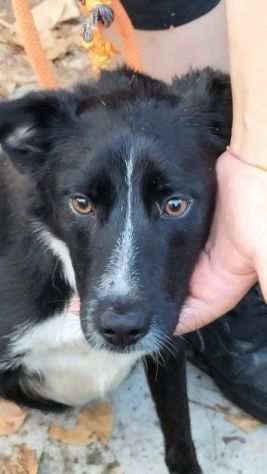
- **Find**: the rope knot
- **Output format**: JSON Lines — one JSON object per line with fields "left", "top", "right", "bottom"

{"left": 81, "top": 1, "right": 114, "bottom": 43}
{"left": 79, "top": 0, "right": 116, "bottom": 72}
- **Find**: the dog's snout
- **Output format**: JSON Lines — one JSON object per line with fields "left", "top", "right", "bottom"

{"left": 99, "top": 310, "right": 148, "bottom": 347}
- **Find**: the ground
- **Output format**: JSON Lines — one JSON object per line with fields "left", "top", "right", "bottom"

{"left": 0, "top": 0, "right": 95, "bottom": 96}
{"left": 0, "top": 364, "right": 266, "bottom": 473}
{"left": 0, "top": 2, "right": 266, "bottom": 473}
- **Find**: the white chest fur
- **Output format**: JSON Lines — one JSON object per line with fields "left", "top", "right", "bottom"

{"left": 9, "top": 312, "right": 141, "bottom": 406}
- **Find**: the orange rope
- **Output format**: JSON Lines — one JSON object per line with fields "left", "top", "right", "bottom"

{"left": 12, "top": 0, "right": 58, "bottom": 89}
{"left": 112, "top": 0, "right": 142, "bottom": 72}
{"left": 12, "top": 0, "right": 142, "bottom": 89}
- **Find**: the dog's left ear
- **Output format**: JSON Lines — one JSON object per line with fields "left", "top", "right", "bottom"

{"left": 171, "top": 68, "right": 232, "bottom": 146}
{"left": 0, "top": 90, "right": 78, "bottom": 174}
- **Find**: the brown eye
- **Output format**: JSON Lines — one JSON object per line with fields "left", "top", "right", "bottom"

{"left": 70, "top": 195, "right": 94, "bottom": 215}
{"left": 164, "top": 197, "right": 190, "bottom": 217}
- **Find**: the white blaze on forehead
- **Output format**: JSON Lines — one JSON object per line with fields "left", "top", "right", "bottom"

{"left": 99, "top": 149, "right": 138, "bottom": 296}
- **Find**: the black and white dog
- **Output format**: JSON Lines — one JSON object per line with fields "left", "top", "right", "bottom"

{"left": 0, "top": 68, "right": 231, "bottom": 473}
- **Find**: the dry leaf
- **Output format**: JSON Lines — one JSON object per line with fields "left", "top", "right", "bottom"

{"left": 86, "top": 468, "right": 105, "bottom": 474}
{"left": 15, "top": 20, "right": 81, "bottom": 60}
{"left": 0, "top": 18, "right": 14, "bottom": 31}
{"left": 0, "top": 29, "right": 21, "bottom": 49}
{"left": 41, "top": 30, "right": 81, "bottom": 61}
{"left": 0, "top": 400, "right": 27, "bottom": 436}
{"left": 1, "top": 0, "right": 81, "bottom": 62}
{"left": 109, "top": 468, "right": 123, "bottom": 474}
{"left": 32, "top": 0, "right": 80, "bottom": 33}
{"left": 0, "top": 445, "right": 38, "bottom": 474}
{"left": 49, "top": 403, "right": 113, "bottom": 446}
{"left": 224, "top": 413, "right": 263, "bottom": 433}
{"left": 8, "top": 23, "right": 80, "bottom": 61}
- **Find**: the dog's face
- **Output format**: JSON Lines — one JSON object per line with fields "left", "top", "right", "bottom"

{"left": 0, "top": 68, "right": 231, "bottom": 354}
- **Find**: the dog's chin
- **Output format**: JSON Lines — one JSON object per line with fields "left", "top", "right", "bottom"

{"left": 83, "top": 330, "right": 162, "bottom": 356}
{"left": 96, "top": 342, "right": 143, "bottom": 355}
{"left": 85, "top": 334, "right": 145, "bottom": 355}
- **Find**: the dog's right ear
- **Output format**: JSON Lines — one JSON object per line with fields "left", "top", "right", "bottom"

{"left": 0, "top": 90, "right": 79, "bottom": 174}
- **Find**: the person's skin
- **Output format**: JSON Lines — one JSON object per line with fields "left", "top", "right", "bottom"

{"left": 132, "top": 0, "right": 229, "bottom": 81}
{"left": 176, "top": 0, "right": 267, "bottom": 334}
{"left": 110, "top": 1, "right": 229, "bottom": 80}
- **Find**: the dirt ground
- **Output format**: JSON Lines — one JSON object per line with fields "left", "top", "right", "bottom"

{"left": 0, "top": 0, "right": 94, "bottom": 97}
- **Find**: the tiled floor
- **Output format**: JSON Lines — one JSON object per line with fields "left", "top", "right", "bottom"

{"left": 0, "top": 363, "right": 266, "bottom": 473}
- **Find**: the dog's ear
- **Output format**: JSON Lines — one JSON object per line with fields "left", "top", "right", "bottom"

{"left": 0, "top": 69, "right": 136, "bottom": 175}
{"left": 0, "top": 90, "right": 79, "bottom": 174}
{"left": 171, "top": 68, "right": 232, "bottom": 146}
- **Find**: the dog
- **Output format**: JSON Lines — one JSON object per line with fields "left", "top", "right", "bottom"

{"left": 0, "top": 67, "right": 232, "bottom": 474}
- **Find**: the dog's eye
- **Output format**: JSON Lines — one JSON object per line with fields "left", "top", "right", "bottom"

{"left": 69, "top": 195, "right": 94, "bottom": 215}
{"left": 164, "top": 197, "right": 190, "bottom": 217}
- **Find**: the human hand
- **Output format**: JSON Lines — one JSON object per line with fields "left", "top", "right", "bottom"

{"left": 176, "top": 150, "right": 267, "bottom": 335}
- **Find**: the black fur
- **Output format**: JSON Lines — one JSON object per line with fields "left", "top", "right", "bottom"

{"left": 0, "top": 67, "right": 232, "bottom": 473}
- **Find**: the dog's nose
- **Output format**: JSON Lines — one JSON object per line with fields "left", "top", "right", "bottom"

{"left": 99, "top": 310, "right": 147, "bottom": 347}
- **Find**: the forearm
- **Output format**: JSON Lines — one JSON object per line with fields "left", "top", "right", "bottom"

{"left": 226, "top": 0, "right": 267, "bottom": 164}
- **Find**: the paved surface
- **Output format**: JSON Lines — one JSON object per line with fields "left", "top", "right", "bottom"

{"left": 0, "top": 363, "right": 266, "bottom": 473}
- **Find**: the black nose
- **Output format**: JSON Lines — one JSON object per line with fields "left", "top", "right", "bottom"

{"left": 99, "top": 310, "right": 147, "bottom": 347}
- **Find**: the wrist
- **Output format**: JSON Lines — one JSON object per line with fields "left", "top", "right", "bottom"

{"left": 230, "top": 116, "right": 267, "bottom": 168}
{"left": 226, "top": 147, "right": 267, "bottom": 174}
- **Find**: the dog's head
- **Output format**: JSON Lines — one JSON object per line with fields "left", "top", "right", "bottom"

{"left": 0, "top": 68, "right": 231, "bottom": 354}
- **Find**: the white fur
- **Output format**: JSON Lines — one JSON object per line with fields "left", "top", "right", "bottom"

{"left": 99, "top": 151, "right": 138, "bottom": 297}
{"left": 7, "top": 126, "right": 32, "bottom": 144}
{"left": 8, "top": 312, "right": 140, "bottom": 406}
{"left": 6, "top": 126, "right": 40, "bottom": 152}
{"left": 1, "top": 211, "right": 142, "bottom": 406}
{"left": 0, "top": 227, "right": 140, "bottom": 406}
{"left": 39, "top": 230, "right": 77, "bottom": 291}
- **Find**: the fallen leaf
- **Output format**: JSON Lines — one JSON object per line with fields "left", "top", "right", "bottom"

{"left": 0, "top": 400, "right": 27, "bottom": 436}
{"left": 1, "top": 0, "right": 82, "bottom": 62}
{"left": 0, "top": 18, "right": 14, "bottom": 31}
{"left": 0, "top": 445, "right": 38, "bottom": 474}
{"left": 87, "top": 468, "right": 105, "bottom": 474}
{"left": 49, "top": 423, "right": 97, "bottom": 445}
{"left": 0, "top": 80, "right": 16, "bottom": 97}
{"left": 108, "top": 468, "right": 124, "bottom": 474}
{"left": 10, "top": 17, "right": 81, "bottom": 61}
{"left": 42, "top": 30, "right": 81, "bottom": 61}
{"left": 0, "top": 28, "right": 21, "bottom": 48}
{"left": 49, "top": 403, "right": 113, "bottom": 446}
{"left": 32, "top": 0, "right": 80, "bottom": 33}
{"left": 224, "top": 413, "right": 263, "bottom": 433}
